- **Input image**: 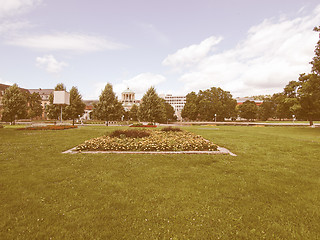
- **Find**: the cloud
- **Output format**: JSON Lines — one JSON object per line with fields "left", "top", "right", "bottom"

{"left": 0, "top": 20, "right": 33, "bottom": 34}
{"left": 36, "top": 55, "right": 67, "bottom": 74}
{"left": 165, "top": 5, "right": 320, "bottom": 97}
{"left": 162, "top": 36, "right": 223, "bottom": 70}
{"left": 0, "top": 0, "right": 42, "bottom": 18}
{"left": 7, "top": 32, "right": 128, "bottom": 53}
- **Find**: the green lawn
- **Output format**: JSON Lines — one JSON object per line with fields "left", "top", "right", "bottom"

{"left": 1, "top": 125, "right": 320, "bottom": 239}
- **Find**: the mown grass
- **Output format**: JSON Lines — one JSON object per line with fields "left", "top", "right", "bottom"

{"left": 0, "top": 125, "right": 320, "bottom": 239}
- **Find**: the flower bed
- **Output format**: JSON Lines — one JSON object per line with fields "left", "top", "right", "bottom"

{"left": 18, "top": 125, "right": 78, "bottom": 130}
{"left": 129, "top": 123, "right": 157, "bottom": 128}
{"left": 76, "top": 129, "right": 217, "bottom": 152}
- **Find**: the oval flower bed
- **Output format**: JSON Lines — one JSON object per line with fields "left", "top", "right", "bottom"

{"left": 76, "top": 129, "right": 217, "bottom": 152}
{"left": 18, "top": 125, "right": 78, "bottom": 130}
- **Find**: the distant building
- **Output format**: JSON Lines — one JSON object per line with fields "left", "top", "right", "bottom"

{"left": 82, "top": 100, "right": 98, "bottom": 120}
{"left": 121, "top": 87, "right": 139, "bottom": 111}
{"left": 236, "top": 97, "right": 263, "bottom": 106}
{"left": 160, "top": 94, "right": 186, "bottom": 120}
{"left": 28, "top": 88, "right": 54, "bottom": 118}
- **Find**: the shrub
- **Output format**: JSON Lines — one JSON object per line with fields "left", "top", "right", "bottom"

{"left": 109, "top": 129, "right": 150, "bottom": 138}
{"left": 0, "top": 125, "right": 3, "bottom": 129}
{"left": 161, "top": 127, "right": 182, "bottom": 132}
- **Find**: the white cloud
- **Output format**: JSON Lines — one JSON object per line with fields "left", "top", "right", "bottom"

{"left": 162, "top": 36, "right": 223, "bottom": 70}
{"left": 0, "top": 0, "right": 42, "bottom": 18}
{"left": 0, "top": 20, "right": 33, "bottom": 34}
{"left": 165, "top": 5, "right": 320, "bottom": 97}
{"left": 7, "top": 32, "right": 128, "bottom": 53}
{"left": 36, "top": 55, "right": 67, "bottom": 74}
{"left": 91, "top": 73, "right": 166, "bottom": 100}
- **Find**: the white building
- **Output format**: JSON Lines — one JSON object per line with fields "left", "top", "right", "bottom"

{"left": 160, "top": 94, "right": 186, "bottom": 120}
{"left": 121, "top": 87, "right": 139, "bottom": 111}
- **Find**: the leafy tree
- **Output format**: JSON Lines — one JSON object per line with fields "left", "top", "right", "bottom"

{"left": 46, "top": 83, "right": 67, "bottom": 120}
{"left": 162, "top": 99, "right": 177, "bottom": 123}
{"left": 129, "top": 104, "right": 139, "bottom": 121}
{"left": 258, "top": 97, "right": 275, "bottom": 121}
{"left": 92, "top": 83, "right": 124, "bottom": 124}
{"left": 27, "top": 92, "right": 43, "bottom": 119}
{"left": 296, "top": 73, "right": 320, "bottom": 125}
{"left": 1, "top": 84, "right": 28, "bottom": 124}
{"left": 138, "top": 87, "right": 166, "bottom": 123}
{"left": 181, "top": 92, "right": 198, "bottom": 120}
{"left": 64, "top": 86, "right": 86, "bottom": 125}
{"left": 238, "top": 100, "right": 258, "bottom": 121}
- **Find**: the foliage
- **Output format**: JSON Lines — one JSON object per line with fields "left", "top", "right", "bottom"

{"left": 258, "top": 97, "right": 275, "bottom": 121}
{"left": 138, "top": 87, "right": 166, "bottom": 123}
{"left": 181, "top": 92, "right": 198, "bottom": 120}
{"left": 162, "top": 99, "right": 177, "bottom": 122}
{"left": 161, "top": 127, "right": 182, "bottom": 132}
{"left": 45, "top": 83, "right": 67, "bottom": 120}
{"left": 109, "top": 129, "right": 151, "bottom": 138}
{"left": 0, "top": 125, "right": 4, "bottom": 128}
{"left": 237, "top": 100, "right": 258, "bottom": 121}
{"left": 92, "top": 83, "right": 124, "bottom": 123}
{"left": 129, "top": 104, "right": 139, "bottom": 121}
{"left": 27, "top": 92, "right": 43, "bottom": 119}
{"left": 130, "top": 123, "right": 157, "bottom": 127}
{"left": 1, "top": 84, "right": 28, "bottom": 124}
{"left": 76, "top": 130, "right": 217, "bottom": 151}
{"left": 182, "top": 87, "right": 237, "bottom": 121}
{"left": 64, "top": 86, "right": 86, "bottom": 125}
{"left": 17, "top": 125, "right": 78, "bottom": 130}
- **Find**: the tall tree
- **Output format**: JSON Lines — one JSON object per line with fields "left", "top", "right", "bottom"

{"left": 92, "top": 83, "right": 124, "bottom": 124}
{"left": 258, "top": 97, "right": 275, "bottom": 121}
{"left": 237, "top": 100, "right": 258, "bottom": 121}
{"left": 162, "top": 99, "right": 177, "bottom": 123}
{"left": 45, "top": 83, "right": 67, "bottom": 120}
{"left": 27, "top": 92, "right": 43, "bottom": 119}
{"left": 129, "top": 104, "right": 139, "bottom": 121}
{"left": 138, "top": 87, "right": 166, "bottom": 123}
{"left": 181, "top": 92, "right": 198, "bottom": 120}
{"left": 64, "top": 86, "right": 86, "bottom": 125}
{"left": 1, "top": 84, "right": 28, "bottom": 124}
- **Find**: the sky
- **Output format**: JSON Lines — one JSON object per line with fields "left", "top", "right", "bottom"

{"left": 1, "top": 0, "right": 320, "bottom": 100}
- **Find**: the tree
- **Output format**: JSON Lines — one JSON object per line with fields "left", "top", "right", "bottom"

{"left": 45, "top": 83, "right": 67, "bottom": 120}
{"left": 258, "top": 97, "right": 275, "bottom": 121}
{"left": 64, "top": 86, "right": 86, "bottom": 125}
{"left": 92, "top": 83, "right": 124, "bottom": 124}
{"left": 296, "top": 73, "right": 320, "bottom": 125}
{"left": 27, "top": 92, "right": 43, "bottom": 119}
{"left": 1, "top": 84, "right": 28, "bottom": 124}
{"left": 182, "top": 87, "right": 237, "bottom": 121}
{"left": 181, "top": 92, "right": 198, "bottom": 120}
{"left": 238, "top": 100, "right": 258, "bottom": 121}
{"left": 138, "top": 87, "right": 166, "bottom": 123}
{"left": 162, "top": 99, "right": 177, "bottom": 123}
{"left": 129, "top": 104, "right": 139, "bottom": 121}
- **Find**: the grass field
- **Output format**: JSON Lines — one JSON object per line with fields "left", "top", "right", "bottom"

{"left": 1, "top": 125, "right": 320, "bottom": 239}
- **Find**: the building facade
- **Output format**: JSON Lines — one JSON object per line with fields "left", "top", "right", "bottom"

{"left": 160, "top": 94, "right": 186, "bottom": 120}
{"left": 121, "top": 87, "right": 139, "bottom": 111}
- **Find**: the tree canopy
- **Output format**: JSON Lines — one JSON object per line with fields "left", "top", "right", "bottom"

{"left": 92, "top": 83, "right": 124, "bottom": 123}
{"left": 138, "top": 87, "right": 166, "bottom": 123}
{"left": 1, "top": 84, "right": 28, "bottom": 124}
{"left": 64, "top": 86, "right": 86, "bottom": 125}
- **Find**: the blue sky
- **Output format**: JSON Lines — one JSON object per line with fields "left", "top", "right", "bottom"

{"left": 1, "top": 0, "right": 320, "bottom": 99}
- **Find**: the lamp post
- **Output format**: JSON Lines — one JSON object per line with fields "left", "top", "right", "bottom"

{"left": 292, "top": 115, "right": 295, "bottom": 124}
{"left": 214, "top": 113, "right": 217, "bottom": 122}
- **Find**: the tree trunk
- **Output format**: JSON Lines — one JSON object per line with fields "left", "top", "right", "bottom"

{"left": 73, "top": 118, "right": 75, "bottom": 126}
{"left": 309, "top": 119, "right": 313, "bottom": 126}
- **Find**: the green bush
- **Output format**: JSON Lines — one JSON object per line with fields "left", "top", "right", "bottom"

{"left": 109, "top": 129, "right": 150, "bottom": 138}
{"left": 161, "top": 126, "right": 182, "bottom": 132}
